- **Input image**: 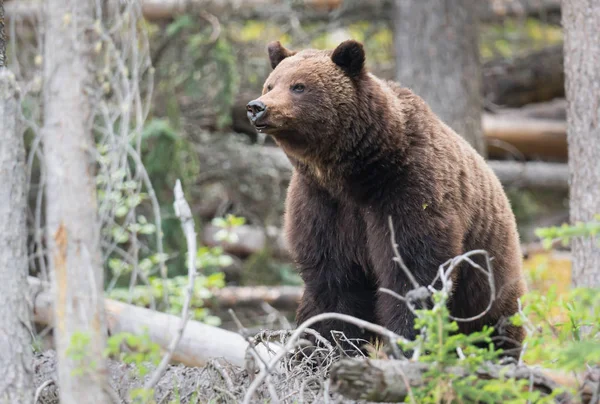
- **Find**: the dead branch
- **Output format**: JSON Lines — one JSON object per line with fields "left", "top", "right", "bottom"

{"left": 5, "top": 0, "right": 562, "bottom": 25}
{"left": 329, "top": 358, "right": 597, "bottom": 403}
{"left": 144, "top": 180, "right": 197, "bottom": 389}
{"left": 28, "top": 277, "right": 277, "bottom": 368}
{"left": 242, "top": 312, "right": 410, "bottom": 404}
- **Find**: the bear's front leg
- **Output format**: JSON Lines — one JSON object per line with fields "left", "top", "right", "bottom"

{"left": 297, "top": 272, "right": 378, "bottom": 349}
{"left": 367, "top": 212, "right": 462, "bottom": 344}
{"left": 285, "top": 173, "right": 378, "bottom": 349}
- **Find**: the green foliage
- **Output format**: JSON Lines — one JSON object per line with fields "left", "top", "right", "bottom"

{"left": 105, "top": 331, "right": 162, "bottom": 377}
{"left": 398, "top": 268, "right": 599, "bottom": 402}
{"left": 211, "top": 214, "right": 246, "bottom": 244}
{"left": 535, "top": 215, "right": 600, "bottom": 249}
{"left": 66, "top": 331, "right": 95, "bottom": 377}
{"left": 109, "top": 272, "right": 225, "bottom": 326}
{"left": 396, "top": 291, "right": 547, "bottom": 403}
{"left": 480, "top": 17, "right": 563, "bottom": 60}
{"left": 108, "top": 244, "right": 231, "bottom": 325}
{"left": 513, "top": 287, "right": 600, "bottom": 372}
{"left": 141, "top": 118, "right": 200, "bottom": 196}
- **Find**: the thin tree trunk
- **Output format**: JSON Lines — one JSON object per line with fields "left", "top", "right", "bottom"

{"left": 562, "top": 0, "right": 600, "bottom": 288}
{"left": 0, "top": 6, "right": 34, "bottom": 399}
{"left": 393, "top": 0, "right": 485, "bottom": 155}
{"left": 42, "top": 0, "right": 112, "bottom": 402}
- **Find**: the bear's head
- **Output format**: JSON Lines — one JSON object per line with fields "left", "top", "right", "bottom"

{"left": 247, "top": 40, "right": 368, "bottom": 161}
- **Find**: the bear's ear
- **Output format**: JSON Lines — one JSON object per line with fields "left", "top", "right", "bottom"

{"left": 331, "top": 40, "right": 365, "bottom": 78}
{"left": 267, "top": 41, "right": 296, "bottom": 69}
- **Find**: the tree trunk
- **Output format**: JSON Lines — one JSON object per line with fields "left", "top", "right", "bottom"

{"left": 393, "top": 0, "right": 485, "bottom": 155}
{"left": 0, "top": 29, "right": 35, "bottom": 402}
{"left": 42, "top": 0, "right": 112, "bottom": 402}
{"left": 562, "top": 0, "right": 600, "bottom": 288}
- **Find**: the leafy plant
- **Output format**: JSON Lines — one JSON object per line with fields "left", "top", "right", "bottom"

{"left": 396, "top": 290, "right": 548, "bottom": 403}
{"left": 535, "top": 215, "right": 600, "bottom": 249}
{"left": 105, "top": 331, "right": 162, "bottom": 377}
{"left": 66, "top": 331, "right": 95, "bottom": 377}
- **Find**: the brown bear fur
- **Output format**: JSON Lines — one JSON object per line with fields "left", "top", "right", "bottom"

{"left": 247, "top": 40, "right": 527, "bottom": 356}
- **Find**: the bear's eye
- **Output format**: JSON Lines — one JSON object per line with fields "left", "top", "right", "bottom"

{"left": 291, "top": 83, "right": 305, "bottom": 93}
{"left": 266, "top": 84, "right": 273, "bottom": 92}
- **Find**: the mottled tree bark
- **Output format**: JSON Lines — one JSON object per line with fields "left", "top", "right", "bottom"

{"left": 393, "top": 0, "right": 485, "bottom": 155}
{"left": 42, "top": 0, "right": 112, "bottom": 402}
{"left": 562, "top": 0, "right": 600, "bottom": 288}
{"left": 0, "top": 39, "right": 35, "bottom": 404}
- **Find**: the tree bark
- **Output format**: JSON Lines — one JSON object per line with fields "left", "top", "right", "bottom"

{"left": 393, "top": 0, "right": 485, "bottom": 155}
{"left": 42, "top": 0, "right": 112, "bottom": 402}
{"left": 562, "top": 0, "right": 600, "bottom": 288}
{"left": 0, "top": 0, "right": 6, "bottom": 68}
{"left": 0, "top": 68, "right": 34, "bottom": 403}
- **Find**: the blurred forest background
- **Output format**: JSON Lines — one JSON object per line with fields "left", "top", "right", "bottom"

{"left": 2, "top": 0, "right": 599, "bottom": 403}
{"left": 9, "top": 0, "right": 571, "bottom": 297}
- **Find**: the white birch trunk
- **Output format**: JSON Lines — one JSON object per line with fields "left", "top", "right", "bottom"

{"left": 42, "top": 0, "right": 112, "bottom": 402}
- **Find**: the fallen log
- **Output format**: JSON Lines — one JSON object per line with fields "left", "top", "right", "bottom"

{"left": 28, "top": 276, "right": 276, "bottom": 368}
{"left": 494, "top": 98, "right": 567, "bottom": 121}
{"left": 329, "top": 358, "right": 597, "bottom": 403}
{"left": 487, "top": 160, "right": 569, "bottom": 190}
{"left": 484, "top": 114, "right": 567, "bottom": 160}
{"left": 212, "top": 285, "right": 302, "bottom": 310}
{"left": 202, "top": 224, "right": 289, "bottom": 258}
{"left": 483, "top": 45, "right": 564, "bottom": 108}
{"left": 6, "top": 0, "right": 561, "bottom": 25}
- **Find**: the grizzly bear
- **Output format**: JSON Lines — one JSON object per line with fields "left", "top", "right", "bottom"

{"left": 246, "top": 40, "right": 526, "bottom": 355}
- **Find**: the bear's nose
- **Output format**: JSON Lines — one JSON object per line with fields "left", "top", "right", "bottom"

{"left": 246, "top": 100, "right": 267, "bottom": 122}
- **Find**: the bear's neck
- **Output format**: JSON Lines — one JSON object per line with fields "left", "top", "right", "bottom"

{"left": 299, "top": 77, "right": 415, "bottom": 204}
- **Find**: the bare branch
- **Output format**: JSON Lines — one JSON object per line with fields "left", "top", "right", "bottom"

{"left": 144, "top": 180, "right": 197, "bottom": 390}
{"left": 388, "top": 216, "right": 420, "bottom": 289}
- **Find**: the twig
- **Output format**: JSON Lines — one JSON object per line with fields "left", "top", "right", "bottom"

{"left": 388, "top": 216, "right": 420, "bottom": 289}
{"left": 441, "top": 249, "right": 497, "bottom": 323}
{"left": 144, "top": 180, "right": 197, "bottom": 390}
{"left": 34, "top": 379, "right": 55, "bottom": 403}
{"left": 208, "top": 360, "right": 235, "bottom": 391}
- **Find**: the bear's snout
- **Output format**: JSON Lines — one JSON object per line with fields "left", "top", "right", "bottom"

{"left": 246, "top": 100, "right": 267, "bottom": 125}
